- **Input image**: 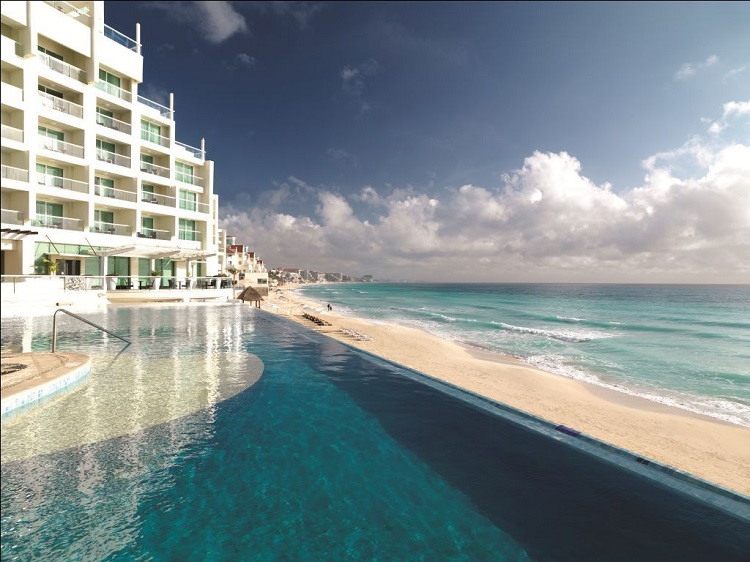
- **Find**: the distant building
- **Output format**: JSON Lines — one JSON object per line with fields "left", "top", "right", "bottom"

{"left": 226, "top": 241, "right": 267, "bottom": 288}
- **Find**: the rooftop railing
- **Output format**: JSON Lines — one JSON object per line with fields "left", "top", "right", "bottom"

{"left": 96, "top": 80, "right": 132, "bottom": 103}
{"left": 36, "top": 173, "right": 88, "bottom": 194}
{"left": 38, "top": 91, "right": 83, "bottom": 119}
{"left": 176, "top": 141, "right": 203, "bottom": 160}
{"left": 1, "top": 208, "right": 24, "bottom": 225}
{"left": 37, "top": 51, "right": 86, "bottom": 83}
{"left": 1, "top": 124, "right": 23, "bottom": 143}
{"left": 38, "top": 136, "right": 85, "bottom": 158}
{"left": 44, "top": 1, "right": 91, "bottom": 25}
{"left": 1, "top": 165, "right": 29, "bottom": 182}
{"left": 32, "top": 214, "right": 83, "bottom": 231}
{"left": 104, "top": 24, "right": 139, "bottom": 52}
{"left": 138, "top": 95, "right": 173, "bottom": 119}
{"left": 96, "top": 113, "right": 132, "bottom": 135}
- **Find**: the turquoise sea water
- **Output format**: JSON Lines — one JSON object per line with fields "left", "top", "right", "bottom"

{"left": 2, "top": 305, "right": 749, "bottom": 560}
{"left": 300, "top": 283, "right": 750, "bottom": 427}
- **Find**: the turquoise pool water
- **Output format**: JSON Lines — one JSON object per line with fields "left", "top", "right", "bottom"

{"left": 1, "top": 305, "right": 748, "bottom": 561}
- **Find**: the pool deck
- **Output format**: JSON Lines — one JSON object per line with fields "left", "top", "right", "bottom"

{"left": 1, "top": 352, "right": 91, "bottom": 416}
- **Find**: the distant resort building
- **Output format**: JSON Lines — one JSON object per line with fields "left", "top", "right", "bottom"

{"left": 224, "top": 235, "right": 268, "bottom": 289}
{"left": 1, "top": 1, "right": 220, "bottom": 290}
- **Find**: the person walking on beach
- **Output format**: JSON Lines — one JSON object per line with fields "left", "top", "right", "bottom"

{"left": 327, "top": 303, "right": 332, "bottom": 312}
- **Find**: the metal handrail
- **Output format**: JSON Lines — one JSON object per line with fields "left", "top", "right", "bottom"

{"left": 52, "top": 308, "right": 130, "bottom": 352}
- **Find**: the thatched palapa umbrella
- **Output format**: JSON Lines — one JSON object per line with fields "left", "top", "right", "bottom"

{"left": 238, "top": 286, "right": 264, "bottom": 308}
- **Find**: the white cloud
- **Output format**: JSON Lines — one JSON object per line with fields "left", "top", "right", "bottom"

{"left": 675, "top": 54, "right": 719, "bottom": 80}
{"left": 724, "top": 64, "right": 749, "bottom": 82}
{"left": 341, "top": 59, "right": 380, "bottom": 96}
{"left": 151, "top": 1, "right": 248, "bottom": 44}
{"left": 706, "top": 99, "right": 750, "bottom": 135}
{"left": 220, "top": 105, "right": 750, "bottom": 283}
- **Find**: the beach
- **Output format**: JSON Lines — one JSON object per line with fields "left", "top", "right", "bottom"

{"left": 264, "top": 286, "right": 750, "bottom": 496}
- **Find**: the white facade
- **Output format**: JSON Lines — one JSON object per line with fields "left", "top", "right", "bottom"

{"left": 1, "top": 1, "right": 220, "bottom": 281}
{"left": 226, "top": 242, "right": 268, "bottom": 288}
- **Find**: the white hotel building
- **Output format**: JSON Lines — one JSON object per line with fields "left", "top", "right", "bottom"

{"left": 1, "top": 1, "right": 221, "bottom": 294}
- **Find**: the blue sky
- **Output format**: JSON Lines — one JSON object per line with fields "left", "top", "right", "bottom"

{"left": 104, "top": 1, "right": 750, "bottom": 282}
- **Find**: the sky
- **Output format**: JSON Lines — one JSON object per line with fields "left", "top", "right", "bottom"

{"left": 104, "top": 1, "right": 750, "bottom": 283}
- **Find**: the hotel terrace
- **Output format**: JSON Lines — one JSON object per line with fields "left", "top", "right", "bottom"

{"left": 1, "top": 1, "right": 225, "bottom": 306}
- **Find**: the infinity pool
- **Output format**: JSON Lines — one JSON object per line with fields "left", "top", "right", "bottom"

{"left": 1, "top": 304, "right": 748, "bottom": 561}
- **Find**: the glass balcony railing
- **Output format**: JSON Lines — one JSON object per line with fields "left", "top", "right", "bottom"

{"left": 94, "top": 185, "right": 137, "bottom": 203}
{"left": 36, "top": 173, "right": 88, "bottom": 194}
{"left": 38, "top": 136, "right": 85, "bottom": 158}
{"left": 104, "top": 24, "right": 139, "bottom": 52}
{"left": 96, "top": 149, "right": 131, "bottom": 168}
{"left": 38, "top": 91, "right": 84, "bottom": 118}
{"left": 44, "top": 1, "right": 91, "bottom": 24}
{"left": 176, "top": 141, "right": 203, "bottom": 160}
{"left": 96, "top": 113, "right": 132, "bottom": 135}
{"left": 37, "top": 51, "right": 86, "bottom": 83}
{"left": 141, "top": 130, "right": 170, "bottom": 148}
{"left": 140, "top": 161, "right": 170, "bottom": 178}
{"left": 96, "top": 80, "right": 132, "bottom": 102}
{"left": 1, "top": 208, "right": 24, "bottom": 225}
{"left": 1, "top": 124, "right": 23, "bottom": 143}
{"left": 1, "top": 165, "right": 29, "bottom": 182}
{"left": 91, "top": 222, "right": 131, "bottom": 236}
{"left": 138, "top": 95, "right": 173, "bottom": 119}
{"left": 141, "top": 192, "right": 176, "bottom": 207}
{"left": 32, "top": 214, "right": 83, "bottom": 231}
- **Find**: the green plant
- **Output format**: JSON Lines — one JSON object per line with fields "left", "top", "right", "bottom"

{"left": 150, "top": 269, "right": 161, "bottom": 276}
{"left": 42, "top": 255, "right": 59, "bottom": 275}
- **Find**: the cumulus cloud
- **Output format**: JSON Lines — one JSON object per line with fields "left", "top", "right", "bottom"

{"left": 706, "top": 99, "right": 750, "bottom": 135}
{"left": 150, "top": 1, "right": 248, "bottom": 43}
{"left": 675, "top": 54, "right": 719, "bottom": 80}
{"left": 223, "top": 52, "right": 256, "bottom": 71}
{"left": 220, "top": 105, "right": 750, "bottom": 283}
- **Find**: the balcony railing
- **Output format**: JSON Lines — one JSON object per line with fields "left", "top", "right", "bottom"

{"left": 178, "top": 230, "right": 201, "bottom": 242}
{"left": 96, "top": 80, "right": 132, "bottom": 103}
{"left": 38, "top": 136, "right": 84, "bottom": 158}
{"left": 104, "top": 24, "right": 139, "bottom": 52}
{"left": 138, "top": 95, "right": 173, "bottom": 119}
{"left": 38, "top": 91, "right": 83, "bottom": 119}
{"left": 96, "top": 113, "right": 132, "bottom": 135}
{"left": 136, "top": 228, "right": 170, "bottom": 241}
{"left": 96, "top": 149, "right": 131, "bottom": 168}
{"left": 32, "top": 214, "right": 83, "bottom": 231}
{"left": 140, "top": 161, "right": 170, "bottom": 178}
{"left": 1, "top": 208, "right": 24, "bottom": 225}
{"left": 141, "top": 130, "right": 170, "bottom": 148}
{"left": 176, "top": 174, "right": 204, "bottom": 187}
{"left": 176, "top": 141, "right": 203, "bottom": 160}
{"left": 179, "top": 201, "right": 210, "bottom": 214}
{"left": 36, "top": 173, "right": 88, "bottom": 194}
{"left": 141, "top": 192, "right": 176, "bottom": 207}
{"left": 90, "top": 222, "right": 131, "bottom": 236}
{"left": 1, "top": 83, "right": 23, "bottom": 105}
{"left": 44, "top": 1, "right": 91, "bottom": 24}
{"left": 1, "top": 165, "right": 29, "bottom": 182}
{"left": 1, "top": 124, "right": 23, "bottom": 143}
{"left": 94, "top": 185, "right": 137, "bottom": 203}
{"left": 37, "top": 51, "right": 86, "bottom": 83}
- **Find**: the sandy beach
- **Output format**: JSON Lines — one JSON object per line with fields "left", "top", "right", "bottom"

{"left": 263, "top": 286, "right": 750, "bottom": 496}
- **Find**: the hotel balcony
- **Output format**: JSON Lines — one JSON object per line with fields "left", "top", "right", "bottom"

{"left": 104, "top": 24, "right": 138, "bottom": 52}
{"left": 141, "top": 192, "right": 176, "bottom": 207}
{"left": 2, "top": 165, "right": 29, "bottom": 183}
{"left": 31, "top": 214, "right": 83, "bottom": 231}
{"left": 90, "top": 222, "right": 131, "bottom": 236}
{"left": 94, "top": 184, "right": 137, "bottom": 203}
{"left": 179, "top": 201, "right": 210, "bottom": 214}
{"left": 37, "top": 51, "right": 87, "bottom": 84}
{"left": 96, "top": 149, "right": 131, "bottom": 169}
{"left": 38, "top": 91, "right": 84, "bottom": 119}
{"left": 141, "top": 130, "right": 170, "bottom": 149}
{"left": 176, "top": 141, "right": 204, "bottom": 161}
{"left": 140, "top": 161, "right": 170, "bottom": 179}
{"left": 38, "top": 136, "right": 85, "bottom": 159}
{"left": 96, "top": 113, "right": 132, "bottom": 135}
{"left": 1, "top": 124, "right": 24, "bottom": 143}
{"left": 137, "top": 228, "right": 170, "bottom": 241}
{"left": 43, "top": 1, "right": 92, "bottom": 25}
{"left": 1, "top": 35, "right": 23, "bottom": 61}
{"left": 96, "top": 80, "right": 132, "bottom": 103}
{"left": 1, "top": 83, "right": 24, "bottom": 108}
{"left": 176, "top": 174, "right": 205, "bottom": 188}
{"left": 1, "top": 208, "right": 24, "bottom": 225}
{"left": 36, "top": 173, "right": 88, "bottom": 194}
{"left": 138, "top": 95, "right": 172, "bottom": 119}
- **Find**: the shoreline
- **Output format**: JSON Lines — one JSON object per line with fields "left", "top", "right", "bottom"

{"left": 264, "top": 286, "right": 750, "bottom": 496}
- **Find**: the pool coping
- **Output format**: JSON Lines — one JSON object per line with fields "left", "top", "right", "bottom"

{"left": 1, "top": 352, "right": 92, "bottom": 419}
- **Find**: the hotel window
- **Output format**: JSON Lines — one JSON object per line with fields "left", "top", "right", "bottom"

{"left": 175, "top": 161, "right": 193, "bottom": 184}
{"left": 95, "top": 176, "right": 115, "bottom": 198}
{"left": 38, "top": 125, "right": 65, "bottom": 153}
{"left": 96, "top": 139, "right": 115, "bottom": 162}
{"left": 142, "top": 183, "right": 156, "bottom": 202}
{"left": 36, "top": 201, "right": 63, "bottom": 228}
{"left": 141, "top": 120, "right": 161, "bottom": 144}
{"left": 95, "top": 210, "right": 114, "bottom": 232}
{"left": 99, "top": 69, "right": 121, "bottom": 95}
{"left": 141, "top": 217, "right": 155, "bottom": 238}
{"left": 38, "top": 46, "right": 64, "bottom": 61}
{"left": 96, "top": 107, "right": 114, "bottom": 129}
{"left": 36, "top": 163, "right": 63, "bottom": 187}
{"left": 38, "top": 125, "right": 64, "bottom": 140}
{"left": 179, "top": 190, "right": 197, "bottom": 211}
{"left": 179, "top": 218, "right": 196, "bottom": 241}
{"left": 140, "top": 154, "right": 154, "bottom": 173}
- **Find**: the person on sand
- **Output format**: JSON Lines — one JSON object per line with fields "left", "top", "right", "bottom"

{"left": 327, "top": 303, "right": 332, "bottom": 312}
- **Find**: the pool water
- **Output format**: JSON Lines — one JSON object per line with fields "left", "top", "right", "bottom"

{"left": 1, "top": 305, "right": 748, "bottom": 561}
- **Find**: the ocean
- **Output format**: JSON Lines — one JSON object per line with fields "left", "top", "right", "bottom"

{"left": 299, "top": 283, "right": 750, "bottom": 428}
